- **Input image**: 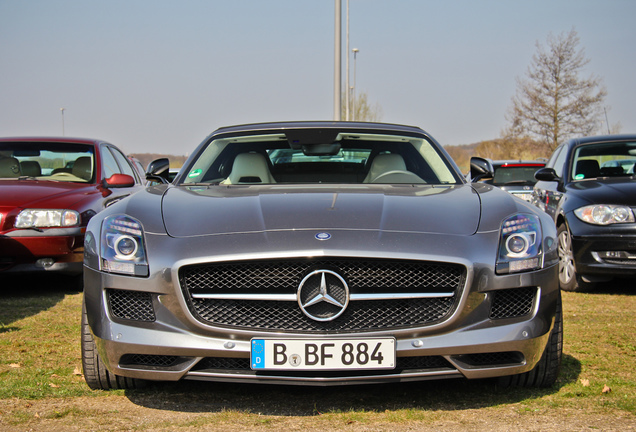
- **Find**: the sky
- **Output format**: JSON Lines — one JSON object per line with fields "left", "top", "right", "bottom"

{"left": 1, "top": 0, "right": 635, "bottom": 156}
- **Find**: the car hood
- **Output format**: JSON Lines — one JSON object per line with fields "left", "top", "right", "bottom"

{"left": 566, "top": 178, "right": 636, "bottom": 206}
{"left": 161, "top": 185, "right": 482, "bottom": 237}
{"left": 0, "top": 180, "right": 98, "bottom": 209}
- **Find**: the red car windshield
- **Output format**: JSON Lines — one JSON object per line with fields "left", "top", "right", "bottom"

{"left": 0, "top": 142, "right": 95, "bottom": 183}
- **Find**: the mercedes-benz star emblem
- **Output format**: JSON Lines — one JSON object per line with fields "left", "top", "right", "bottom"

{"left": 297, "top": 269, "right": 349, "bottom": 322}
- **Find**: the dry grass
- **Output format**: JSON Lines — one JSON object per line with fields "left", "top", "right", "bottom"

{"left": 1, "top": 275, "right": 635, "bottom": 430}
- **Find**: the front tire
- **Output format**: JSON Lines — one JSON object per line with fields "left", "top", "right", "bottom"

{"left": 498, "top": 292, "right": 563, "bottom": 388}
{"left": 81, "top": 299, "right": 144, "bottom": 390}
{"left": 557, "top": 223, "right": 595, "bottom": 292}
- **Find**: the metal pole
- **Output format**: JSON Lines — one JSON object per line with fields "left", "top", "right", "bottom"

{"left": 352, "top": 48, "right": 358, "bottom": 121}
{"left": 345, "top": 0, "right": 350, "bottom": 121}
{"left": 60, "top": 108, "right": 66, "bottom": 136}
{"left": 333, "top": 0, "right": 342, "bottom": 121}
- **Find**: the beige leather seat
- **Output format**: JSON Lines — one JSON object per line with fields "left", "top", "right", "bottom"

{"left": 363, "top": 153, "right": 407, "bottom": 183}
{"left": 0, "top": 157, "right": 21, "bottom": 178}
{"left": 72, "top": 157, "right": 93, "bottom": 181}
{"left": 224, "top": 153, "right": 276, "bottom": 184}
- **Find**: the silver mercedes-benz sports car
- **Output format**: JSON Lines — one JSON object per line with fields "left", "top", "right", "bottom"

{"left": 82, "top": 121, "right": 561, "bottom": 389}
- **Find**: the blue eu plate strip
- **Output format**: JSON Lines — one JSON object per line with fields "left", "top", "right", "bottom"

{"left": 251, "top": 339, "right": 265, "bottom": 369}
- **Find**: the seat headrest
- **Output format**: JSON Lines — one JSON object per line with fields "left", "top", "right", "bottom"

{"left": 0, "top": 157, "right": 21, "bottom": 178}
{"left": 364, "top": 153, "right": 407, "bottom": 183}
{"left": 227, "top": 153, "right": 275, "bottom": 184}
{"left": 20, "top": 161, "right": 42, "bottom": 177}
{"left": 72, "top": 157, "right": 93, "bottom": 181}
{"left": 575, "top": 159, "right": 599, "bottom": 179}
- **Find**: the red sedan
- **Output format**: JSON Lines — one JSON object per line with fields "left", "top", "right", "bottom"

{"left": 0, "top": 137, "right": 144, "bottom": 279}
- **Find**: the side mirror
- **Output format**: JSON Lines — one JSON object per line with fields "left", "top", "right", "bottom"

{"left": 104, "top": 173, "right": 135, "bottom": 188}
{"left": 469, "top": 157, "right": 494, "bottom": 182}
{"left": 146, "top": 158, "right": 170, "bottom": 184}
{"left": 534, "top": 167, "right": 560, "bottom": 182}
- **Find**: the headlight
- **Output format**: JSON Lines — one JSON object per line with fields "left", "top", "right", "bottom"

{"left": 15, "top": 209, "right": 79, "bottom": 228}
{"left": 100, "top": 215, "right": 148, "bottom": 276}
{"left": 574, "top": 205, "right": 635, "bottom": 225}
{"left": 14, "top": 209, "right": 79, "bottom": 228}
{"left": 496, "top": 214, "right": 543, "bottom": 274}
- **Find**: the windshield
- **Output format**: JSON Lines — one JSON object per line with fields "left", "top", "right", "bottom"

{"left": 488, "top": 164, "right": 544, "bottom": 186}
{"left": 182, "top": 131, "right": 460, "bottom": 185}
{"left": 571, "top": 141, "right": 636, "bottom": 180}
{"left": 0, "top": 142, "right": 95, "bottom": 182}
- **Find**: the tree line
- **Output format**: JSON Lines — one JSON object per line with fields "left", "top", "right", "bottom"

{"left": 457, "top": 28, "right": 616, "bottom": 171}
{"left": 375, "top": 29, "right": 616, "bottom": 173}
{"left": 133, "top": 29, "right": 614, "bottom": 176}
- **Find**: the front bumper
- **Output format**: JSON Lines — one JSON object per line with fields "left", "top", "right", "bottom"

{"left": 84, "top": 261, "right": 559, "bottom": 386}
{"left": 0, "top": 228, "right": 84, "bottom": 274}
{"left": 572, "top": 234, "right": 636, "bottom": 279}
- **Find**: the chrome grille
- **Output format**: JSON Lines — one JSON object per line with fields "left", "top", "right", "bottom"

{"left": 179, "top": 258, "right": 465, "bottom": 333}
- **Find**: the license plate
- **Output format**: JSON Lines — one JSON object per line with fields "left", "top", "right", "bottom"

{"left": 250, "top": 338, "right": 395, "bottom": 370}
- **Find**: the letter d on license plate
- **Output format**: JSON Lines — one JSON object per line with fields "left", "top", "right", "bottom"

{"left": 251, "top": 338, "right": 395, "bottom": 370}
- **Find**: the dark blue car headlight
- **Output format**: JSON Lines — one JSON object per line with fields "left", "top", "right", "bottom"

{"left": 496, "top": 214, "right": 543, "bottom": 274}
{"left": 574, "top": 205, "right": 635, "bottom": 225}
{"left": 100, "top": 215, "right": 149, "bottom": 277}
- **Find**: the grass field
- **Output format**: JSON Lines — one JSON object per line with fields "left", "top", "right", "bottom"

{"left": 0, "top": 275, "right": 634, "bottom": 430}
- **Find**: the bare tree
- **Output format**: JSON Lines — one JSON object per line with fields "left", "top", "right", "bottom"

{"left": 342, "top": 91, "right": 383, "bottom": 122}
{"left": 506, "top": 29, "right": 608, "bottom": 154}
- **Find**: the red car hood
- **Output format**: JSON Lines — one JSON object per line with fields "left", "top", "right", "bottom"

{"left": 0, "top": 180, "right": 99, "bottom": 210}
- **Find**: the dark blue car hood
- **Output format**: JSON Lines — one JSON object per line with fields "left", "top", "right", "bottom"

{"left": 565, "top": 178, "right": 636, "bottom": 206}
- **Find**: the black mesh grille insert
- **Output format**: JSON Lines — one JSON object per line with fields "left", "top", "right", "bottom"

{"left": 191, "top": 356, "right": 453, "bottom": 373}
{"left": 193, "top": 357, "right": 252, "bottom": 371}
{"left": 108, "top": 289, "right": 156, "bottom": 322}
{"left": 454, "top": 351, "right": 524, "bottom": 367}
{"left": 489, "top": 287, "right": 536, "bottom": 319}
{"left": 397, "top": 356, "right": 453, "bottom": 370}
{"left": 179, "top": 258, "right": 465, "bottom": 333}
{"left": 120, "top": 354, "right": 180, "bottom": 367}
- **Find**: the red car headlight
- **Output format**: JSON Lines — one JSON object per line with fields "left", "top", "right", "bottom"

{"left": 15, "top": 209, "right": 79, "bottom": 228}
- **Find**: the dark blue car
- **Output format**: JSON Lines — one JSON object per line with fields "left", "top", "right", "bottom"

{"left": 532, "top": 135, "right": 636, "bottom": 291}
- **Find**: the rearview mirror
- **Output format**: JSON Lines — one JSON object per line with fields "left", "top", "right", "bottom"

{"left": 105, "top": 173, "right": 135, "bottom": 188}
{"left": 302, "top": 143, "right": 341, "bottom": 156}
{"left": 469, "top": 157, "right": 494, "bottom": 182}
{"left": 146, "top": 158, "right": 170, "bottom": 184}
{"left": 534, "top": 167, "right": 560, "bottom": 182}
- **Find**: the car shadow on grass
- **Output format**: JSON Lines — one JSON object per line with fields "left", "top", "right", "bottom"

{"left": 584, "top": 278, "right": 635, "bottom": 296}
{"left": 124, "top": 354, "right": 581, "bottom": 416}
{"left": 0, "top": 274, "right": 80, "bottom": 329}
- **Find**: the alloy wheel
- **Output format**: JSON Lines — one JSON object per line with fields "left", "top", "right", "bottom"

{"left": 557, "top": 227, "right": 576, "bottom": 286}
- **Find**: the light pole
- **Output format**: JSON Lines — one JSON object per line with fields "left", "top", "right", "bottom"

{"left": 60, "top": 108, "right": 66, "bottom": 136}
{"left": 351, "top": 48, "right": 359, "bottom": 121}
{"left": 345, "top": 0, "right": 350, "bottom": 121}
{"left": 333, "top": 0, "right": 342, "bottom": 121}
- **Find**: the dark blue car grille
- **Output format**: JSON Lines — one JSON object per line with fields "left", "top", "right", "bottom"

{"left": 179, "top": 258, "right": 466, "bottom": 333}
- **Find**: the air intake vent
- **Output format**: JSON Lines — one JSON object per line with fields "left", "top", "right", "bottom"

{"left": 454, "top": 351, "right": 524, "bottom": 367}
{"left": 490, "top": 287, "right": 536, "bottom": 319}
{"left": 108, "top": 289, "right": 156, "bottom": 322}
